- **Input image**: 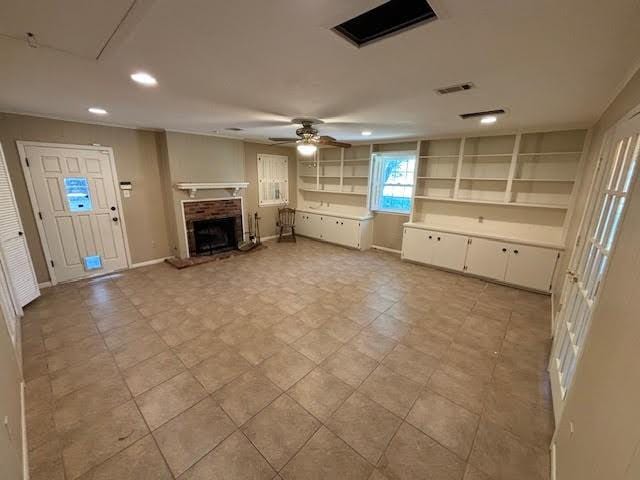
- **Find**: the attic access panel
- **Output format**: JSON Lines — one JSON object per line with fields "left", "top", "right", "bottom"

{"left": 333, "top": 0, "right": 437, "bottom": 47}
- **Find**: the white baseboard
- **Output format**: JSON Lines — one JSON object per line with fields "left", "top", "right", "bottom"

{"left": 37, "top": 281, "right": 52, "bottom": 289}
{"left": 550, "top": 442, "right": 557, "bottom": 480}
{"left": 21, "top": 381, "right": 29, "bottom": 480}
{"left": 259, "top": 233, "right": 291, "bottom": 242}
{"left": 130, "top": 257, "right": 172, "bottom": 269}
{"left": 371, "top": 245, "right": 402, "bottom": 254}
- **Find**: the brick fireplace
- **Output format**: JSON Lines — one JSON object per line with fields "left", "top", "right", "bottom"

{"left": 183, "top": 199, "right": 243, "bottom": 257}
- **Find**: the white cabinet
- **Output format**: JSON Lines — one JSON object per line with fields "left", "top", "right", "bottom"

{"left": 402, "top": 227, "right": 433, "bottom": 264}
{"left": 402, "top": 228, "right": 467, "bottom": 272}
{"left": 431, "top": 232, "right": 469, "bottom": 271}
{"left": 465, "top": 237, "right": 511, "bottom": 281}
{"left": 505, "top": 244, "right": 559, "bottom": 292}
{"left": 401, "top": 224, "right": 560, "bottom": 292}
{"left": 296, "top": 210, "right": 372, "bottom": 250}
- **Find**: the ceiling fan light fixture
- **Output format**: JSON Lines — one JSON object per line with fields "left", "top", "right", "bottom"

{"left": 297, "top": 142, "right": 317, "bottom": 156}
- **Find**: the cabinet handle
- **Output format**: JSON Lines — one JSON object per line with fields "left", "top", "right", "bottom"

{"left": 336, "top": 221, "right": 339, "bottom": 224}
{"left": 428, "top": 235, "right": 432, "bottom": 239}
{"left": 437, "top": 237, "right": 441, "bottom": 241}
{"left": 514, "top": 249, "right": 519, "bottom": 254}
{"left": 502, "top": 248, "right": 507, "bottom": 252}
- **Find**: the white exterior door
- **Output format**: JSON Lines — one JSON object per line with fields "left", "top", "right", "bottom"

{"left": 549, "top": 112, "right": 640, "bottom": 420}
{"left": 465, "top": 237, "right": 510, "bottom": 281}
{"left": 0, "top": 143, "right": 39, "bottom": 311}
{"left": 21, "top": 143, "right": 129, "bottom": 283}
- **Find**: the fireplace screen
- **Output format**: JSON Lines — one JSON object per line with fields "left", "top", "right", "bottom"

{"left": 192, "top": 217, "right": 236, "bottom": 255}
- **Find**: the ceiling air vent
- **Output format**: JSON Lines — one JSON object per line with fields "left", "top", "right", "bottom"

{"left": 436, "top": 83, "right": 475, "bottom": 95}
{"left": 460, "top": 109, "right": 506, "bottom": 120}
{"left": 333, "top": 0, "right": 437, "bottom": 48}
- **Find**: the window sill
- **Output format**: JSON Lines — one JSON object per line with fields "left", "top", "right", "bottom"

{"left": 372, "top": 210, "right": 411, "bottom": 216}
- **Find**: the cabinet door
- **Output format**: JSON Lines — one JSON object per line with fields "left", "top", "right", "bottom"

{"left": 431, "top": 232, "right": 468, "bottom": 271}
{"left": 505, "top": 245, "right": 559, "bottom": 291}
{"left": 295, "top": 212, "right": 308, "bottom": 236}
{"left": 402, "top": 228, "right": 434, "bottom": 264}
{"left": 465, "top": 237, "right": 509, "bottom": 281}
{"left": 307, "top": 214, "right": 321, "bottom": 239}
{"left": 337, "top": 218, "right": 360, "bottom": 248}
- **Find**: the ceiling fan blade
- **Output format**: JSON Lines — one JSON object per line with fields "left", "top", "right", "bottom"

{"left": 317, "top": 135, "right": 337, "bottom": 142}
{"left": 316, "top": 137, "right": 352, "bottom": 148}
{"left": 268, "top": 137, "right": 299, "bottom": 143}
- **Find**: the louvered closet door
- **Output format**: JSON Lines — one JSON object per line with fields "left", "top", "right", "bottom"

{"left": 24, "top": 145, "right": 128, "bottom": 283}
{"left": 549, "top": 112, "right": 640, "bottom": 420}
{"left": 0, "top": 143, "right": 39, "bottom": 308}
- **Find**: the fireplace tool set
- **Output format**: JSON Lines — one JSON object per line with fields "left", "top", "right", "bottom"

{"left": 238, "top": 212, "right": 262, "bottom": 251}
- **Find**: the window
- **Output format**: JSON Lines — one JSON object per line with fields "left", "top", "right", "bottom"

{"left": 370, "top": 151, "right": 416, "bottom": 213}
{"left": 257, "top": 154, "right": 289, "bottom": 206}
{"left": 63, "top": 177, "right": 92, "bottom": 212}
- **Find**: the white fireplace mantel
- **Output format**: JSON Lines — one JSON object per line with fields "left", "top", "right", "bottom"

{"left": 175, "top": 182, "right": 249, "bottom": 198}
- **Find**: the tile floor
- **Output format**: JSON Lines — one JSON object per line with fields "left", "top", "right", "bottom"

{"left": 21, "top": 237, "right": 554, "bottom": 480}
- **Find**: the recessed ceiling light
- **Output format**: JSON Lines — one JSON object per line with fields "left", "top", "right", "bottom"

{"left": 361, "top": 130, "right": 372, "bottom": 136}
{"left": 130, "top": 72, "right": 158, "bottom": 86}
{"left": 480, "top": 115, "right": 497, "bottom": 124}
{"left": 88, "top": 107, "right": 108, "bottom": 115}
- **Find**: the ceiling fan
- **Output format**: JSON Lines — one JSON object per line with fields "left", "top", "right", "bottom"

{"left": 269, "top": 118, "right": 351, "bottom": 155}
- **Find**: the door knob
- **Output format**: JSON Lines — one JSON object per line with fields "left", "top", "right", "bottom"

{"left": 110, "top": 206, "right": 116, "bottom": 211}
{"left": 112, "top": 217, "right": 118, "bottom": 222}
{"left": 18, "top": 231, "right": 23, "bottom": 236}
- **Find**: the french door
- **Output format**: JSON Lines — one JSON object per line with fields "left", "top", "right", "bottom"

{"left": 549, "top": 111, "right": 640, "bottom": 419}
{"left": 19, "top": 143, "right": 129, "bottom": 284}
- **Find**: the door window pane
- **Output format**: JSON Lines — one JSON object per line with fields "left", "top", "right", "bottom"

{"left": 64, "top": 177, "right": 92, "bottom": 212}
{"left": 83, "top": 255, "right": 102, "bottom": 271}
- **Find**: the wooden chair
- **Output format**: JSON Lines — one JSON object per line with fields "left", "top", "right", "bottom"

{"left": 277, "top": 207, "right": 296, "bottom": 242}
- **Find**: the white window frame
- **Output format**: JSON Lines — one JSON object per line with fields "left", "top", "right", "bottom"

{"left": 257, "top": 154, "right": 289, "bottom": 207}
{"left": 370, "top": 151, "right": 417, "bottom": 214}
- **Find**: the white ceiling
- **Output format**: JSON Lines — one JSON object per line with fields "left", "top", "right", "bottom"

{"left": 1, "top": 0, "right": 640, "bottom": 142}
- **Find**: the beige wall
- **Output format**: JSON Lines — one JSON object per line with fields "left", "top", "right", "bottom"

{"left": 555, "top": 68, "right": 640, "bottom": 479}
{"left": 0, "top": 308, "right": 24, "bottom": 480}
{"left": 372, "top": 212, "right": 408, "bottom": 250}
{"left": 243, "top": 142, "right": 297, "bottom": 239}
{"left": 0, "top": 113, "right": 171, "bottom": 283}
{"left": 160, "top": 131, "right": 247, "bottom": 257}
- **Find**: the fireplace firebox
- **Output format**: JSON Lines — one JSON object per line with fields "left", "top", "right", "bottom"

{"left": 192, "top": 217, "right": 236, "bottom": 255}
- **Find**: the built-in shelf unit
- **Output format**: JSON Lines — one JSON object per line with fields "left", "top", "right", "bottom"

{"left": 410, "top": 129, "right": 587, "bottom": 248}
{"left": 297, "top": 144, "right": 372, "bottom": 217}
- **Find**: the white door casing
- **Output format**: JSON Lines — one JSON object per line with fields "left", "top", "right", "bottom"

{"left": 549, "top": 109, "right": 640, "bottom": 421}
{"left": 18, "top": 142, "right": 130, "bottom": 284}
{"left": 0, "top": 143, "right": 39, "bottom": 313}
